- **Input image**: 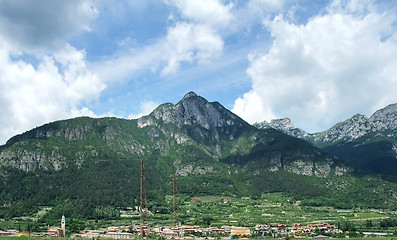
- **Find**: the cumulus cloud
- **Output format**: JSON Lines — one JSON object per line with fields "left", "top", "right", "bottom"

{"left": 232, "top": 90, "right": 276, "bottom": 122}
{"left": 0, "top": 1, "right": 103, "bottom": 144}
{"left": 96, "top": 0, "right": 230, "bottom": 81}
{"left": 232, "top": 0, "right": 397, "bottom": 133}
{"left": 0, "top": 0, "right": 98, "bottom": 53}
{"left": 95, "top": 22, "right": 224, "bottom": 81}
{"left": 161, "top": 22, "right": 223, "bottom": 75}
{"left": 0, "top": 44, "right": 104, "bottom": 144}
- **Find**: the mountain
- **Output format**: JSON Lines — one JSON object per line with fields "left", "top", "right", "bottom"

{"left": 254, "top": 118, "right": 310, "bottom": 140}
{"left": 1, "top": 92, "right": 397, "bottom": 220}
{"left": 255, "top": 103, "right": 397, "bottom": 175}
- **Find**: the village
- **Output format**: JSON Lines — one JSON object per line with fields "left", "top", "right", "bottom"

{"left": 0, "top": 217, "right": 344, "bottom": 239}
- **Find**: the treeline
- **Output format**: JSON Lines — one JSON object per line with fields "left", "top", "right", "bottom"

{"left": 0, "top": 159, "right": 170, "bottom": 221}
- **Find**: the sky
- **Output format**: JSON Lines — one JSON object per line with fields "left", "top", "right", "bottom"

{"left": 0, "top": 0, "right": 397, "bottom": 145}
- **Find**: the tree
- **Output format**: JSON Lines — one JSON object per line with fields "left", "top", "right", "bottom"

{"left": 366, "top": 220, "right": 373, "bottom": 228}
{"left": 67, "top": 218, "right": 86, "bottom": 233}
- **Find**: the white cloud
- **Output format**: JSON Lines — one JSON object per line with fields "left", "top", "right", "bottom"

{"left": 0, "top": 44, "right": 105, "bottom": 144}
{"left": 128, "top": 101, "right": 159, "bottom": 119}
{"left": 233, "top": 90, "right": 275, "bottom": 121}
{"left": 161, "top": 22, "right": 223, "bottom": 75}
{"left": 0, "top": 0, "right": 98, "bottom": 53}
{"left": 248, "top": 0, "right": 284, "bottom": 12}
{"left": 96, "top": 22, "right": 224, "bottom": 81}
{"left": 232, "top": 0, "right": 285, "bottom": 28}
{"left": 0, "top": 0, "right": 103, "bottom": 144}
{"left": 95, "top": 22, "right": 223, "bottom": 82}
{"left": 168, "top": 0, "right": 234, "bottom": 29}
{"left": 95, "top": 0, "right": 233, "bottom": 81}
{"left": 233, "top": 0, "right": 397, "bottom": 132}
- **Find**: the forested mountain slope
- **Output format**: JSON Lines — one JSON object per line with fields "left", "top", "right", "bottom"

{"left": 1, "top": 92, "right": 397, "bottom": 220}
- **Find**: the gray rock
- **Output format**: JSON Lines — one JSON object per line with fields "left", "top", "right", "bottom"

{"left": 255, "top": 103, "right": 397, "bottom": 144}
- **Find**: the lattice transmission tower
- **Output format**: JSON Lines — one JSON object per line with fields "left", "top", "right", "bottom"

{"left": 140, "top": 160, "right": 148, "bottom": 239}
{"left": 173, "top": 174, "right": 180, "bottom": 227}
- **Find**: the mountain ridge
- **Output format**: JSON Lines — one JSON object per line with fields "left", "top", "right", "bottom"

{"left": 1, "top": 92, "right": 341, "bottom": 177}
{"left": 255, "top": 103, "right": 397, "bottom": 175}
{"left": 1, "top": 92, "right": 397, "bottom": 220}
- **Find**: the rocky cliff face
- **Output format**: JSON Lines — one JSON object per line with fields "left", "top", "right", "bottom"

{"left": 153, "top": 92, "right": 240, "bottom": 128}
{"left": 267, "top": 150, "right": 352, "bottom": 177}
{"left": 139, "top": 92, "right": 248, "bottom": 135}
{"left": 0, "top": 148, "right": 66, "bottom": 171}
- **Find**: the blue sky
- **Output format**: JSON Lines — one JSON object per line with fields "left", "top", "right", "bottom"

{"left": 0, "top": 0, "right": 396, "bottom": 144}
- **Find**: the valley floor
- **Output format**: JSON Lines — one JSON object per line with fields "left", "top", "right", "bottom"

{"left": 1, "top": 193, "right": 397, "bottom": 239}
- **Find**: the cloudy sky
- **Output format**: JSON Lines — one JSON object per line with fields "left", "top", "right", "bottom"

{"left": 0, "top": 0, "right": 396, "bottom": 144}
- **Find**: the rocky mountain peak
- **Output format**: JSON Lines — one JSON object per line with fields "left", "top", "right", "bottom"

{"left": 371, "top": 103, "right": 397, "bottom": 118}
{"left": 181, "top": 91, "right": 198, "bottom": 101}
{"left": 140, "top": 92, "right": 247, "bottom": 132}
{"left": 255, "top": 103, "right": 397, "bottom": 146}
{"left": 269, "top": 118, "right": 295, "bottom": 130}
{"left": 313, "top": 114, "right": 371, "bottom": 143}
{"left": 351, "top": 113, "right": 368, "bottom": 122}
{"left": 255, "top": 118, "right": 309, "bottom": 139}
{"left": 369, "top": 103, "right": 397, "bottom": 131}
{"left": 316, "top": 104, "right": 397, "bottom": 144}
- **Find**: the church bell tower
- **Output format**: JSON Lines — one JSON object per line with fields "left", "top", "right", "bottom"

{"left": 61, "top": 215, "right": 66, "bottom": 237}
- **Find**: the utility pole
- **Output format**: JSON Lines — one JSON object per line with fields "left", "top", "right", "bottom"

{"left": 140, "top": 160, "right": 148, "bottom": 239}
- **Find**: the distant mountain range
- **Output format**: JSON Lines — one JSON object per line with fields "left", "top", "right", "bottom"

{"left": 1, "top": 92, "right": 397, "bottom": 220}
{"left": 254, "top": 103, "right": 397, "bottom": 175}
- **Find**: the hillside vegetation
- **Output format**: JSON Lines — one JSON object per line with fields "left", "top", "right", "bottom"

{"left": 1, "top": 92, "right": 397, "bottom": 222}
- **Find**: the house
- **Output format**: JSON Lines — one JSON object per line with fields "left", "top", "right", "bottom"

{"left": 278, "top": 224, "right": 287, "bottom": 232}
{"left": 103, "top": 231, "right": 134, "bottom": 239}
{"left": 221, "top": 225, "right": 232, "bottom": 234}
{"left": 182, "top": 225, "right": 200, "bottom": 234}
{"left": 158, "top": 228, "right": 179, "bottom": 239}
{"left": 17, "top": 232, "right": 32, "bottom": 237}
{"left": 307, "top": 223, "right": 335, "bottom": 233}
{"left": 47, "top": 227, "right": 64, "bottom": 237}
{"left": 293, "top": 224, "right": 302, "bottom": 229}
{"left": 230, "top": 227, "right": 250, "bottom": 236}
{"left": 254, "top": 225, "right": 271, "bottom": 236}
{"left": 208, "top": 227, "right": 226, "bottom": 235}
{"left": 0, "top": 230, "right": 18, "bottom": 237}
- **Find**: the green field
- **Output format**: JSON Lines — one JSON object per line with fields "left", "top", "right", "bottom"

{"left": 1, "top": 193, "right": 397, "bottom": 237}
{"left": 175, "top": 193, "right": 395, "bottom": 228}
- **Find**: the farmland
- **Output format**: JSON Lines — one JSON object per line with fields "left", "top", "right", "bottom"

{"left": 2, "top": 193, "right": 397, "bottom": 237}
